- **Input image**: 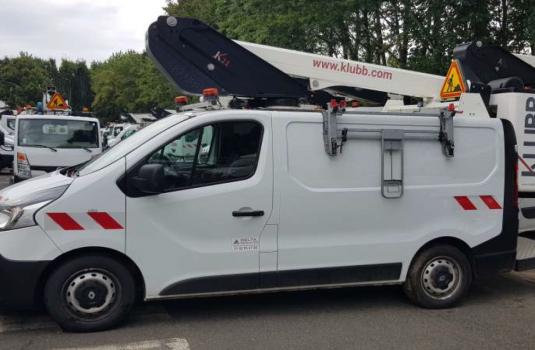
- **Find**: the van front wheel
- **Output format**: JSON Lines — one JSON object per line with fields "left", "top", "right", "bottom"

{"left": 44, "top": 254, "right": 136, "bottom": 332}
{"left": 403, "top": 245, "right": 472, "bottom": 308}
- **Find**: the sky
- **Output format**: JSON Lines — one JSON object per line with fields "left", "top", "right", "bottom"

{"left": 0, "top": 0, "right": 168, "bottom": 64}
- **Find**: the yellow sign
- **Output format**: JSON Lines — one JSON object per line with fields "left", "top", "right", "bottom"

{"left": 47, "top": 92, "right": 69, "bottom": 110}
{"left": 440, "top": 60, "right": 466, "bottom": 100}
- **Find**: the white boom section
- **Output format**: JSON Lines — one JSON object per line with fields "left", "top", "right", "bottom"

{"left": 515, "top": 53, "right": 535, "bottom": 68}
{"left": 237, "top": 40, "right": 445, "bottom": 102}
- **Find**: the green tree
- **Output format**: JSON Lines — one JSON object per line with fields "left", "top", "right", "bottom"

{"left": 91, "top": 51, "right": 176, "bottom": 121}
{"left": 57, "top": 59, "right": 93, "bottom": 112}
{"left": 165, "top": 0, "right": 534, "bottom": 77}
{"left": 0, "top": 53, "right": 53, "bottom": 108}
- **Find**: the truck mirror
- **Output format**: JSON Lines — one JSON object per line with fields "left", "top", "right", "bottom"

{"left": 130, "top": 163, "right": 165, "bottom": 194}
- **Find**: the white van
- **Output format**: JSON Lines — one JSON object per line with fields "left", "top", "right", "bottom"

{"left": 13, "top": 115, "right": 102, "bottom": 182}
{"left": 0, "top": 107, "right": 522, "bottom": 332}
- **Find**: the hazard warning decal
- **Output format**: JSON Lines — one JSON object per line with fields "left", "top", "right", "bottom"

{"left": 440, "top": 60, "right": 466, "bottom": 100}
{"left": 47, "top": 92, "right": 69, "bottom": 110}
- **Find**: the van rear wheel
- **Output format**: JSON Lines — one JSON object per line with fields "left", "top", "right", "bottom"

{"left": 403, "top": 245, "right": 472, "bottom": 308}
{"left": 44, "top": 254, "right": 136, "bottom": 332}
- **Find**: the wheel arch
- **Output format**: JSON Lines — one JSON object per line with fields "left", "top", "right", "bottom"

{"left": 408, "top": 236, "right": 474, "bottom": 278}
{"left": 35, "top": 246, "right": 146, "bottom": 306}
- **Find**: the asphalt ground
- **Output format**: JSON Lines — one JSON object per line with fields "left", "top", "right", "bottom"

{"left": 1, "top": 173, "right": 535, "bottom": 350}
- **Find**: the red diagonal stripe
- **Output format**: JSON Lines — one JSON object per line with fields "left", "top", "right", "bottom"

{"left": 454, "top": 196, "right": 477, "bottom": 210}
{"left": 47, "top": 212, "right": 84, "bottom": 230}
{"left": 88, "top": 212, "right": 123, "bottom": 230}
{"left": 480, "top": 195, "right": 502, "bottom": 210}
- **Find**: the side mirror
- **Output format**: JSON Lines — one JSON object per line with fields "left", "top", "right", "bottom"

{"left": 130, "top": 164, "right": 165, "bottom": 194}
{"left": 0, "top": 131, "right": 5, "bottom": 146}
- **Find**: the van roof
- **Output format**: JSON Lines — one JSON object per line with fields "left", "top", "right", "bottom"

{"left": 17, "top": 115, "right": 99, "bottom": 123}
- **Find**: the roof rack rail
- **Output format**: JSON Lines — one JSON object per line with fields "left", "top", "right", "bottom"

{"left": 322, "top": 100, "right": 455, "bottom": 158}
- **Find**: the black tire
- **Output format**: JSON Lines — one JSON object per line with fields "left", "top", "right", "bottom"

{"left": 403, "top": 245, "right": 472, "bottom": 308}
{"left": 44, "top": 254, "right": 136, "bottom": 332}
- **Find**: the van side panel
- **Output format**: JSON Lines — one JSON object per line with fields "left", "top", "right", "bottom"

{"left": 274, "top": 112, "right": 505, "bottom": 281}
{"left": 472, "top": 119, "right": 518, "bottom": 277}
{"left": 34, "top": 158, "right": 127, "bottom": 254}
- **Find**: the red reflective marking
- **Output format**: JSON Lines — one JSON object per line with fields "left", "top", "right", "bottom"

{"left": 454, "top": 196, "right": 477, "bottom": 210}
{"left": 88, "top": 212, "right": 123, "bottom": 230}
{"left": 519, "top": 156, "right": 534, "bottom": 174}
{"left": 47, "top": 213, "right": 84, "bottom": 230}
{"left": 480, "top": 195, "right": 502, "bottom": 210}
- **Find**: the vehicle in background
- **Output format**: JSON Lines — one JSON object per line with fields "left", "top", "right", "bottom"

{"left": 107, "top": 124, "right": 140, "bottom": 148}
{"left": 0, "top": 114, "right": 16, "bottom": 170}
{"left": 105, "top": 123, "right": 131, "bottom": 148}
{"left": 13, "top": 115, "right": 101, "bottom": 182}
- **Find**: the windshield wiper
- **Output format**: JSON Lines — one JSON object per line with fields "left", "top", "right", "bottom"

{"left": 32, "top": 144, "right": 58, "bottom": 152}
{"left": 82, "top": 147, "right": 92, "bottom": 153}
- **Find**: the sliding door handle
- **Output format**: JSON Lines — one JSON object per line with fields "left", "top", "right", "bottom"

{"left": 232, "top": 209, "right": 264, "bottom": 217}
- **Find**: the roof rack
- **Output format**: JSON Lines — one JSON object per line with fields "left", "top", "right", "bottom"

{"left": 323, "top": 100, "right": 455, "bottom": 158}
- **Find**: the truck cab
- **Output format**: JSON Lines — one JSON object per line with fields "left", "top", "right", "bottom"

{"left": 14, "top": 115, "right": 101, "bottom": 182}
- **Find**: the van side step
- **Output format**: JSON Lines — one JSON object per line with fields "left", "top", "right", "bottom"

{"left": 516, "top": 237, "right": 535, "bottom": 271}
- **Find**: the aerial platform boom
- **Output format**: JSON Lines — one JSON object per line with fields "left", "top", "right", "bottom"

{"left": 237, "top": 41, "right": 444, "bottom": 102}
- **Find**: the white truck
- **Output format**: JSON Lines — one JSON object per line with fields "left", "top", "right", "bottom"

{"left": 0, "top": 16, "right": 529, "bottom": 332}
{"left": 13, "top": 115, "right": 102, "bottom": 182}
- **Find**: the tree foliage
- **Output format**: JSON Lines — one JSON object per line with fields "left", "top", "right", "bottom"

{"left": 0, "top": 53, "right": 54, "bottom": 108}
{"left": 165, "top": 0, "right": 535, "bottom": 74}
{"left": 90, "top": 51, "right": 176, "bottom": 122}
{"left": 0, "top": 51, "right": 177, "bottom": 121}
{"left": 1, "top": 1, "right": 533, "bottom": 121}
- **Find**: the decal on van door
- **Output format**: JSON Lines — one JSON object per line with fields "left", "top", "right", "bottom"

{"left": 232, "top": 237, "right": 259, "bottom": 252}
{"left": 45, "top": 212, "right": 124, "bottom": 231}
{"left": 454, "top": 196, "right": 502, "bottom": 211}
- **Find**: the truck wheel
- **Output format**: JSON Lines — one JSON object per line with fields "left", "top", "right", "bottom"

{"left": 44, "top": 254, "right": 136, "bottom": 332}
{"left": 403, "top": 245, "right": 472, "bottom": 308}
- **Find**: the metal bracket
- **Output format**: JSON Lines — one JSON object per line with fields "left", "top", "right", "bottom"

{"left": 322, "top": 105, "right": 345, "bottom": 156}
{"left": 439, "top": 110, "right": 455, "bottom": 157}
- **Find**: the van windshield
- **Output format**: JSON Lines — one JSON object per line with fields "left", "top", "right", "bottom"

{"left": 6, "top": 118, "right": 15, "bottom": 131}
{"left": 77, "top": 114, "right": 190, "bottom": 176}
{"left": 18, "top": 119, "right": 99, "bottom": 149}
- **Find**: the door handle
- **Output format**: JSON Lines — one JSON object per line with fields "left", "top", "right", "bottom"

{"left": 232, "top": 210, "right": 264, "bottom": 217}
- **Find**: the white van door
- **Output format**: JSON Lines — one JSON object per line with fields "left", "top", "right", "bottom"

{"left": 273, "top": 113, "right": 504, "bottom": 286}
{"left": 125, "top": 115, "right": 273, "bottom": 297}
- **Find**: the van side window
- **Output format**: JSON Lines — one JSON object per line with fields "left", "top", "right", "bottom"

{"left": 138, "top": 120, "right": 262, "bottom": 192}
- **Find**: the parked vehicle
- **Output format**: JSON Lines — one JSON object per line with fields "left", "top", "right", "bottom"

{"left": 13, "top": 115, "right": 102, "bottom": 182}
{"left": 0, "top": 114, "right": 16, "bottom": 170}
{"left": 107, "top": 124, "right": 140, "bottom": 148}
{"left": 105, "top": 123, "right": 130, "bottom": 147}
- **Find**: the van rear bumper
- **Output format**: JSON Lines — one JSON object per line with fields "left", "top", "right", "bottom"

{"left": 0, "top": 255, "right": 49, "bottom": 309}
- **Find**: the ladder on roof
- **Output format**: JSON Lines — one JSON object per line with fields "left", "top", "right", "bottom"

{"left": 322, "top": 101, "right": 455, "bottom": 198}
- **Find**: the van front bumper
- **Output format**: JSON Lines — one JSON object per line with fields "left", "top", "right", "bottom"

{"left": 0, "top": 254, "right": 50, "bottom": 309}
